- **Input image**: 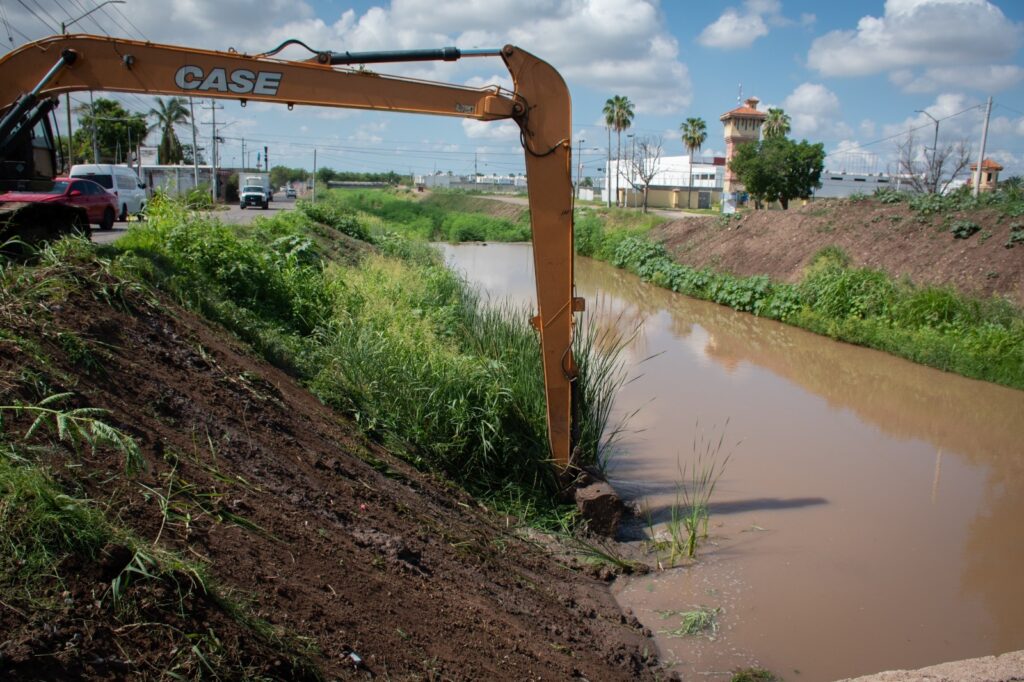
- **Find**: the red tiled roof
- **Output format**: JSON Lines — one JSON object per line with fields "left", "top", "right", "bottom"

{"left": 720, "top": 105, "right": 766, "bottom": 120}
{"left": 969, "top": 158, "right": 1003, "bottom": 171}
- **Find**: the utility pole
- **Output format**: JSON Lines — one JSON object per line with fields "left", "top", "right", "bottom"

{"left": 606, "top": 127, "right": 611, "bottom": 207}
{"left": 60, "top": 1, "right": 126, "bottom": 170}
{"left": 201, "top": 99, "right": 224, "bottom": 202}
{"left": 89, "top": 91, "right": 98, "bottom": 162}
{"left": 622, "top": 133, "right": 630, "bottom": 205}
{"left": 240, "top": 137, "right": 245, "bottom": 171}
{"left": 189, "top": 97, "right": 199, "bottom": 189}
{"left": 264, "top": 146, "right": 269, "bottom": 175}
{"left": 915, "top": 109, "right": 939, "bottom": 192}
{"left": 575, "top": 137, "right": 585, "bottom": 199}
{"left": 312, "top": 148, "right": 317, "bottom": 203}
{"left": 972, "top": 96, "right": 993, "bottom": 198}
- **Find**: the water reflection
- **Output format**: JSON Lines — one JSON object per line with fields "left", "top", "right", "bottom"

{"left": 442, "top": 243, "right": 1024, "bottom": 680}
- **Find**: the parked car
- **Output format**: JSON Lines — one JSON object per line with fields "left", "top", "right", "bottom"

{"left": 285, "top": 187, "right": 297, "bottom": 198}
{"left": 69, "top": 164, "right": 147, "bottom": 221}
{"left": 0, "top": 177, "right": 118, "bottom": 230}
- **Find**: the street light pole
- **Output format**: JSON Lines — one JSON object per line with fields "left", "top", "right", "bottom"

{"left": 575, "top": 137, "right": 585, "bottom": 199}
{"left": 61, "top": 1, "right": 127, "bottom": 170}
{"left": 622, "top": 133, "right": 630, "bottom": 205}
{"left": 915, "top": 109, "right": 939, "bottom": 192}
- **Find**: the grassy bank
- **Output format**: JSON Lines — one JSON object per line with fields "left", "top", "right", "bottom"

{"left": 606, "top": 236, "right": 1024, "bottom": 388}
{"left": 115, "top": 195, "right": 618, "bottom": 516}
{"left": 317, "top": 188, "right": 532, "bottom": 242}
{"left": 349, "top": 188, "right": 1024, "bottom": 390}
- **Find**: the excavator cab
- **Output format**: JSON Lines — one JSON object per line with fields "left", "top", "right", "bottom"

{"left": 0, "top": 98, "right": 62, "bottom": 192}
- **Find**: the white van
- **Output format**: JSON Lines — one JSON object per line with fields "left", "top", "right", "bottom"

{"left": 70, "top": 164, "right": 147, "bottom": 221}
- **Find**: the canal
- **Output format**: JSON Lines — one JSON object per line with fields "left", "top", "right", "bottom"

{"left": 441, "top": 242, "right": 1024, "bottom": 681}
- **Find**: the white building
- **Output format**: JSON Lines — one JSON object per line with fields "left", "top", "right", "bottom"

{"left": 604, "top": 155, "right": 725, "bottom": 209}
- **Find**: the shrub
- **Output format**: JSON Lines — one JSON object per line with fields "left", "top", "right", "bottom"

{"left": 951, "top": 220, "right": 980, "bottom": 239}
{"left": 297, "top": 200, "right": 369, "bottom": 240}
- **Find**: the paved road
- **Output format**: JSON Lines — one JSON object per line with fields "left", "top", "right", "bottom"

{"left": 91, "top": 196, "right": 298, "bottom": 245}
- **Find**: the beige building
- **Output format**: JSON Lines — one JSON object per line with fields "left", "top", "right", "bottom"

{"left": 968, "top": 158, "right": 1003, "bottom": 193}
{"left": 720, "top": 97, "right": 766, "bottom": 208}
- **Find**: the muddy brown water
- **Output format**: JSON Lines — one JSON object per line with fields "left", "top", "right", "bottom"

{"left": 440, "top": 242, "right": 1024, "bottom": 682}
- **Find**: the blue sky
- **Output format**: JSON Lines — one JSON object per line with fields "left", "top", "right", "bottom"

{"left": 3, "top": 0, "right": 1023, "bottom": 179}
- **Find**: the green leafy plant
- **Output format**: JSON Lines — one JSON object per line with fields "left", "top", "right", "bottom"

{"left": 1006, "top": 223, "right": 1024, "bottom": 249}
{"left": 951, "top": 220, "right": 980, "bottom": 239}
{"left": 0, "top": 392, "right": 143, "bottom": 473}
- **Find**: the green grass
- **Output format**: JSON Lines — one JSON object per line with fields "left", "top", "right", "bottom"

{"left": 115, "top": 194, "right": 625, "bottom": 518}
{"left": 731, "top": 668, "right": 781, "bottom": 682}
{"left": 592, "top": 232, "right": 1024, "bottom": 390}
{"left": 658, "top": 605, "right": 721, "bottom": 637}
{"left": 312, "top": 188, "right": 531, "bottom": 242}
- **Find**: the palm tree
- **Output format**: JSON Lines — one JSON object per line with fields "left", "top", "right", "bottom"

{"left": 764, "top": 107, "right": 791, "bottom": 139}
{"left": 680, "top": 117, "right": 707, "bottom": 209}
{"left": 148, "top": 97, "right": 190, "bottom": 165}
{"left": 603, "top": 95, "right": 634, "bottom": 207}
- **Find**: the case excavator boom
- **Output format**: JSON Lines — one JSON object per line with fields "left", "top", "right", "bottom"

{"left": 0, "top": 34, "right": 580, "bottom": 469}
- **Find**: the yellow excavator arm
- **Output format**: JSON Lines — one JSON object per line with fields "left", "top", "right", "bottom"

{"left": 0, "top": 34, "right": 580, "bottom": 468}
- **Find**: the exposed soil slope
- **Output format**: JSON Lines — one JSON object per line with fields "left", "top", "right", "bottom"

{"left": 649, "top": 199, "right": 1024, "bottom": 306}
{"left": 0, "top": 259, "right": 657, "bottom": 679}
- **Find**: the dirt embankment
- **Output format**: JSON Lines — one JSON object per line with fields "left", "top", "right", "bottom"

{"left": 0, "top": 263, "right": 657, "bottom": 679}
{"left": 649, "top": 199, "right": 1024, "bottom": 306}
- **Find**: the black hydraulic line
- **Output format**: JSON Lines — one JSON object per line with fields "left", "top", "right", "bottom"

{"left": 319, "top": 46, "right": 499, "bottom": 66}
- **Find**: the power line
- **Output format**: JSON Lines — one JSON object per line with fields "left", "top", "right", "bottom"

{"left": 823, "top": 104, "right": 984, "bottom": 158}
{"left": 13, "top": 0, "right": 56, "bottom": 32}
{"left": 25, "top": 0, "right": 61, "bottom": 31}
{"left": 994, "top": 102, "right": 1024, "bottom": 118}
{"left": 108, "top": 1, "right": 148, "bottom": 41}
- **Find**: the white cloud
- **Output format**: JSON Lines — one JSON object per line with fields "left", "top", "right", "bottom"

{"left": 881, "top": 93, "right": 981, "bottom": 139}
{"left": 461, "top": 119, "right": 520, "bottom": 141}
{"left": 807, "top": 0, "right": 1024, "bottom": 77}
{"left": 889, "top": 65, "right": 1024, "bottom": 93}
{"left": 987, "top": 116, "right": 1024, "bottom": 137}
{"left": 698, "top": 0, "right": 808, "bottom": 49}
{"left": 697, "top": 10, "right": 769, "bottom": 49}
{"left": 782, "top": 83, "right": 853, "bottom": 140}
{"left": 464, "top": 74, "right": 514, "bottom": 93}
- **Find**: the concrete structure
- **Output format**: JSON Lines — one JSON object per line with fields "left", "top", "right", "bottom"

{"left": 968, "top": 158, "right": 1004, "bottom": 193}
{"left": 813, "top": 171, "right": 896, "bottom": 198}
{"left": 604, "top": 155, "right": 725, "bottom": 209}
{"left": 720, "top": 97, "right": 766, "bottom": 208}
{"left": 413, "top": 172, "right": 526, "bottom": 194}
{"left": 140, "top": 164, "right": 215, "bottom": 196}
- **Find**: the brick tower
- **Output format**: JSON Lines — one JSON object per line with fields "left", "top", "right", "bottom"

{"left": 720, "top": 96, "right": 766, "bottom": 203}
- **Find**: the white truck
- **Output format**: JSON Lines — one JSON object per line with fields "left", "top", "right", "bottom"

{"left": 239, "top": 173, "right": 272, "bottom": 209}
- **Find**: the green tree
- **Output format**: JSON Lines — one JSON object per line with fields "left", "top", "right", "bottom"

{"left": 147, "top": 97, "right": 190, "bottom": 165}
{"left": 729, "top": 137, "right": 824, "bottom": 209}
{"left": 316, "top": 166, "right": 339, "bottom": 185}
{"left": 181, "top": 143, "right": 205, "bottom": 165}
{"left": 602, "top": 95, "right": 634, "bottom": 207}
{"left": 679, "top": 117, "right": 707, "bottom": 209}
{"left": 73, "top": 98, "right": 147, "bottom": 164}
{"left": 763, "top": 107, "right": 791, "bottom": 139}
